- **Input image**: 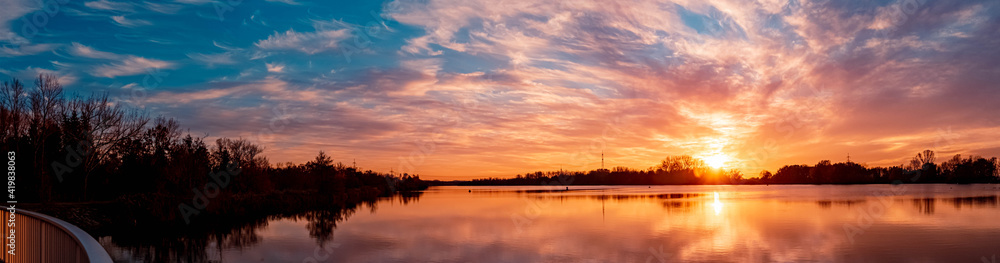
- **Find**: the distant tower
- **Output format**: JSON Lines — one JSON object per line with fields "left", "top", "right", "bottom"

{"left": 602, "top": 151, "right": 605, "bottom": 170}
{"left": 847, "top": 153, "right": 851, "bottom": 163}
{"left": 353, "top": 158, "right": 356, "bottom": 169}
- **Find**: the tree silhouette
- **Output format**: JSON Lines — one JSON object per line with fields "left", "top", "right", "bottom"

{"left": 910, "top": 149, "right": 936, "bottom": 170}
{"left": 1, "top": 74, "right": 427, "bottom": 205}
{"left": 464, "top": 150, "right": 999, "bottom": 186}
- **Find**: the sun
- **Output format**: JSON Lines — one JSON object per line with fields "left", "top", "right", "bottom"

{"left": 704, "top": 154, "right": 731, "bottom": 169}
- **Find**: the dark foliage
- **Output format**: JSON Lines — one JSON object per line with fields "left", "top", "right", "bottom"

{"left": 1, "top": 75, "right": 428, "bottom": 205}
{"left": 465, "top": 155, "right": 746, "bottom": 185}
{"left": 466, "top": 151, "right": 999, "bottom": 186}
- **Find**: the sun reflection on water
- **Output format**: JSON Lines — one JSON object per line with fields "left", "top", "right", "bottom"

{"left": 712, "top": 192, "right": 723, "bottom": 215}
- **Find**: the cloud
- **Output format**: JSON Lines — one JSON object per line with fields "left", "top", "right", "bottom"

{"left": 353, "top": 0, "right": 1000, "bottom": 177}
{"left": 254, "top": 29, "right": 351, "bottom": 54}
{"left": 69, "top": 42, "right": 123, "bottom": 59}
{"left": 0, "top": 43, "right": 57, "bottom": 57}
{"left": 400, "top": 35, "right": 442, "bottom": 56}
{"left": 2, "top": 0, "right": 999, "bottom": 178}
{"left": 0, "top": 66, "right": 78, "bottom": 86}
{"left": 91, "top": 56, "right": 173, "bottom": 78}
{"left": 78, "top": 0, "right": 183, "bottom": 16}
{"left": 144, "top": 77, "right": 324, "bottom": 105}
{"left": 265, "top": 0, "right": 302, "bottom": 5}
{"left": 0, "top": 0, "right": 41, "bottom": 48}
{"left": 265, "top": 62, "right": 285, "bottom": 73}
{"left": 111, "top": 15, "right": 152, "bottom": 27}
{"left": 84, "top": 0, "right": 135, "bottom": 12}
{"left": 172, "top": 0, "right": 213, "bottom": 4}
{"left": 144, "top": 2, "right": 184, "bottom": 14}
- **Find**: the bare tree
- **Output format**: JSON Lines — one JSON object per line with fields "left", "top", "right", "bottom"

{"left": 28, "top": 74, "right": 64, "bottom": 133}
{"left": 909, "top": 149, "right": 935, "bottom": 170}
{"left": 27, "top": 74, "right": 64, "bottom": 201}
{"left": 658, "top": 155, "right": 706, "bottom": 172}
{"left": 0, "top": 78, "right": 27, "bottom": 144}
{"left": 918, "top": 149, "right": 935, "bottom": 164}
{"left": 214, "top": 137, "right": 267, "bottom": 169}
{"left": 69, "top": 93, "right": 149, "bottom": 199}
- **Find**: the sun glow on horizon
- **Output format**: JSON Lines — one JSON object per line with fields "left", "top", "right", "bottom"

{"left": 704, "top": 153, "right": 732, "bottom": 169}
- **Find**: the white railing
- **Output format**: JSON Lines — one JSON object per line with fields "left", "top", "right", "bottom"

{"left": 0, "top": 206, "right": 112, "bottom": 263}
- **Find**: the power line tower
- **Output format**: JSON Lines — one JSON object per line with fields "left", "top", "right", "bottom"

{"left": 601, "top": 151, "right": 605, "bottom": 170}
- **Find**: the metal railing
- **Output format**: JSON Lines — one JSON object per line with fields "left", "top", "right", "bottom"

{"left": 0, "top": 206, "right": 112, "bottom": 263}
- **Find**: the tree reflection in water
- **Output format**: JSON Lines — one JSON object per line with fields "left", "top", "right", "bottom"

{"left": 302, "top": 207, "right": 356, "bottom": 246}
{"left": 812, "top": 195, "right": 999, "bottom": 215}
{"left": 100, "top": 191, "right": 424, "bottom": 262}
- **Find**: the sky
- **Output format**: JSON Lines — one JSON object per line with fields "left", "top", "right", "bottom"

{"left": 1, "top": 0, "right": 999, "bottom": 179}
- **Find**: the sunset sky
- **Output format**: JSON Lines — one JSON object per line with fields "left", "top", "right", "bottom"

{"left": 2, "top": 0, "right": 999, "bottom": 179}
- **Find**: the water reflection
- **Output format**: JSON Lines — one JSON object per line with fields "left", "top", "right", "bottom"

{"left": 815, "top": 200, "right": 866, "bottom": 208}
{"left": 912, "top": 198, "right": 936, "bottom": 214}
{"left": 101, "top": 192, "right": 424, "bottom": 262}
{"left": 949, "top": 195, "right": 999, "bottom": 210}
{"left": 526, "top": 193, "right": 705, "bottom": 201}
{"left": 100, "top": 185, "right": 1000, "bottom": 262}
{"left": 712, "top": 192, "right": 723, "bottom": 215}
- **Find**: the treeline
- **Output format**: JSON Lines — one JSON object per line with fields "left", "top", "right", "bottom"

{"left": 466, "top": 150, "right": 999, "bottom": 186}
{"left": 761, "top": 150, "right": 999, "bottom": 184}
{"left": 1, "top": 74, "right": 427, "bottom": 204}
{"left": 465, "top": 156, "right": 745, "bottom": 185}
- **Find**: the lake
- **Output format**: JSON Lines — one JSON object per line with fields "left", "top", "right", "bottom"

{"left": 100, "top": 184, "right": 1000, "bottom": 262}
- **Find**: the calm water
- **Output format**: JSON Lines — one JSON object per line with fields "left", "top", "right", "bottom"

{"left": 102, "top": 184, "right": 1000, "bottom": 262}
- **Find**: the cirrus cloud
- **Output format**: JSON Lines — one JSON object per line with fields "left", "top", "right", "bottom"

{"left": 255, "top": 29, "right": 351, "bottom": 54}
{"left": 91, "top": 56, "right": 173, "bottom": 78}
